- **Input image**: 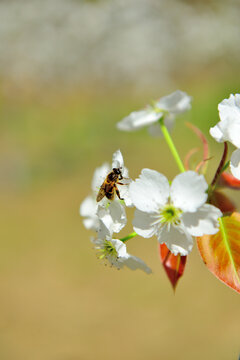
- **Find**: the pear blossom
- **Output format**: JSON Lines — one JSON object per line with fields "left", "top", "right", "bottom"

{"left": 116, "top": 90, "right": 192, "bottom": 136}
{"left": 210, "top": 94, "right": 240, "bottom": 147}
{"left": 129, "top": 169, "right": 222, "bottom": 256}
{"left": 210, "top": 94, "right": 240, "bottom": 180}
{"left": 92, "top": 215, "right": 152, "bottom": 274}
{"left": 80, "top": 150, "right": 132, "bottom": 231}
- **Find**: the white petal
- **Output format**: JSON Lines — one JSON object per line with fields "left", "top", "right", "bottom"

{"left": 147, "top": 115, "right": 175, "bottom": 137}
{"left": 112, "top": 149, "right": 124, "bottom": 169}
{"left": 111, "top": 239, "right": 152, "bottom": 273}
{"left": 111, "top": 239, "right": 128, "bottom": 257}
{"left": 80, "top": 196, "right": 99, "bottom": 230}
{"left": 218, "top": 94, "right": 240, "bottom": 122}
{"left": 132, "top": 209, "right": 158, "bottom": 238}
{"left": 230, "top": 149, "right": 240, "bottom": 180}
{"left": 97, "top": 218, "right": 112, "bottom": 239}
{"left": 171, "top": 171, "right": 208, "bottom": 212}
{"left": 82, "top": 217, "right": 99, "bottom": 231}
{"left": 92, "top": 162, "right": 110, "bottom": 193}
{"left": 123, "top": 255, "right": 152, "bottom": 274}
{"left": 97, "top": 202, "right": 126, "bottom": 234}
{"left": 118, "top": 183, "right": 133, "bottom": 207}
{"left": 156, "top": 90, "right": 192, "bottom": 114}
{"left": 108, "top": 202, "right": 127, "bottom": 233}
{"left": 182, "top": 204, "right": 222, "bottom": 236}
{"left": 129, "top": 169, "right": 169, "bottom": 213}
{"left": 120, "top": 165, "right": 129, "bottom": 180}
{"left": 164, "top": 114, "right": 176, "bottom": 131}
{"left": 148, "top": 122, "right": 163, "bottom": 137}
{"left": 210, "top": 117, "right": 240, "bottom": 147}
{"left": 80, "top": 195, "right": 97, "bottom": 217}
{"left": 157, "top": 224, "right": 193, "bottom": 256}
{"left": 209, "top": 121, "right": 227, "bottom": 143}
{"left": 117, "top": 108, "right": 161, "bottom": 131}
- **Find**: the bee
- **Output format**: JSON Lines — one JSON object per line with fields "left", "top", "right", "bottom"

{"left": 96, "top": 168, "right": 124, "bottom": 202}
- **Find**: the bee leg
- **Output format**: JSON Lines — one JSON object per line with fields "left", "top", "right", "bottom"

{"left": 115, "top": 186, "right": 124, "bottom": 200}
{"left": 117, "top": 182, "right": 124, "bottom": 185}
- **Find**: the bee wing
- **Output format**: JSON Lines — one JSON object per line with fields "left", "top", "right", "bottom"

{"left": 96, "top": 184, "right": 106, "bottom": 202}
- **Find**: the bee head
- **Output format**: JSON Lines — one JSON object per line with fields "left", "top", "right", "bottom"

{"left": 113, "top": 167, "right": 122, "bottom": 176}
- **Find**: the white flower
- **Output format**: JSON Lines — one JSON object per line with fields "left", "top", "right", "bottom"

{"left": 129, "top": 169, "right": 222, "bottom": 256}
{"left": 80, "top": 150, "right": 132, "bottom": 231}
{"left": 92, "top": 217, "right": 152, "bottom": 274}
{"left": 210, "top": 94, "right": 240, "bottom": 180}
{"left": 210, "top": 94, "right": 240, "bottom": 148}
{"left": 116, "top": 90, "right": 192, "bottom": 135}
{"left": 80, "top": 195, "right": 99, "bottom": 231}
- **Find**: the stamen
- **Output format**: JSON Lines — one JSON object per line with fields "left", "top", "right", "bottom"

{"left": 159, "top": 204, "right": 182, "bottom": 226}
{"left": 96, "top": 240, "right": 118, "bottom": 260}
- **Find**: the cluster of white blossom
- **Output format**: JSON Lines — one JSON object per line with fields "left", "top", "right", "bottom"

{"left": 80, "top": 149, "right": 151, "bottom": 273}
{"left": 80, "top": 90, "right": 240, "bottom": 274}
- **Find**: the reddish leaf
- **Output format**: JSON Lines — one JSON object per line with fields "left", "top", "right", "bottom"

{"left": 159, "top": 244, "right": 187, "bottom": 291}
{"left": 197, "top": 213, "right": 240, "bottom": 293}
{"left": 209, "top": 190, "right": 236, "bottom": 214}
{"left": 219, "top": 172, "right": 240, "bottom": 190}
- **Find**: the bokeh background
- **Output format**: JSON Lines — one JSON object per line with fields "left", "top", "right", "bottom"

{"left": 0, "top": 0, "right": 240, "bottom": 359}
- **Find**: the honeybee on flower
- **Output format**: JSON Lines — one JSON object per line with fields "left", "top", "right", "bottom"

{"left": 80, "top": 150, "right": 132, "bottom": 232}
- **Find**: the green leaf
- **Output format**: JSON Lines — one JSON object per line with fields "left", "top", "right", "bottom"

{"left": 197, "top": 213, "right": 240, "bottom": 293}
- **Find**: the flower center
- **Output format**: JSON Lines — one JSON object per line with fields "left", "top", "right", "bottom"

{"left": 98, "top": 240, "right": 118, "bottom": 260}
{"left": 151, "top": 101, "right": 169, "bottom": 116}
{"left": 160, "top": 204, "right": 182, "bottom": 225}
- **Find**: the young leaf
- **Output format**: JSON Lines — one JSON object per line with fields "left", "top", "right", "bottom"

{"left": 159, "top": 244, "right": 187, "bottom": 291}
{"left": 219, "top": 172, "right": 240, "bottom": 190}
{"left": 197, "top": 213, "right": 240, "bottom": 293}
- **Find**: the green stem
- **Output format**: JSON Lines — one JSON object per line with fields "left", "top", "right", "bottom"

{"left": 159, "top": 118, "right": 185, "bottom": 173}
{"left": 221, "top": 160, "right": 230, "bottom": 174}
{"left": 120, "top": 232, "right": 137, "bottom": 243}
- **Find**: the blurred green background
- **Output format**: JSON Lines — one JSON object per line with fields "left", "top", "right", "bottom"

{"left": 0, "top": 1, "right": 240, "bottom": 359}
